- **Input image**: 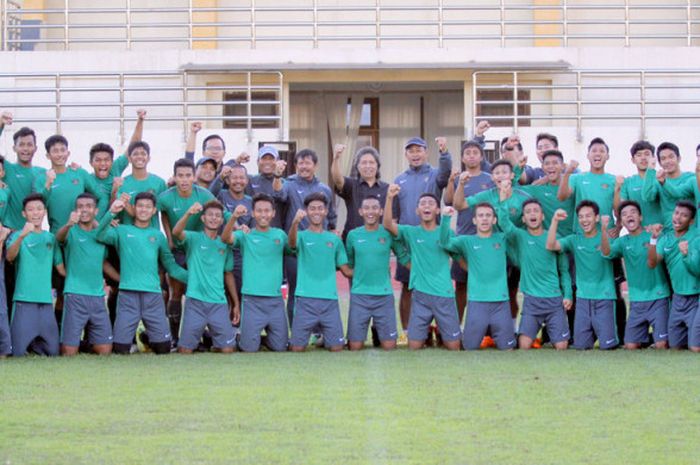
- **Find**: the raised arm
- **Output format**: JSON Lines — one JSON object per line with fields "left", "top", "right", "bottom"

{"left": 452, "top": 172, "right": 471, "bottom": 211}
{"left": 221, "top": 204, "right": 248, "bottom": 245}
{"left": 438, "top": 208, "right": 460, "bottom": 253}
{"left": 435, "top": 137, "right": 452, "bottom": 189}
{"left": 330, "top": 144, "right": 346, "bottom": 193}
{"left": 556, "top": 252, "right": 573, "bottom": 304}
{"left": 557, "top": 160, "right": 578, "bottom": 201}
{"left": 546, "top": 209, "right": 567, "bottom": 251}
{"left": 95, "top": 199, "right": 125, "bottom": 246}
{"left": 56, "top": 211, "right": 80, "bottom": 244}
{"left": 288, "top": 209, "right": 306, "bottom": 249}
{"left": 443, "top": 172, "right": 458, "bottom": 206}
{"left": 6, "top": 223, "right": 34, "bottom": 263}
{"left": 184, "top": 121, "right": 201, "bottom": 160}
{"left": 272, "top": 160, "right": 287, "bottom": 197}
{"left": 383, "top": 184, "right": 400, "bottom": 236}
{"left": 172, "top": 202, "right": 202, "bottom": 242}
{"left": 646, "top": 224, "right": 663, "bottom": 269}
{"left": 0, "top": 111, "right": 12, "bottom": 136}
{"left": 613, "top": 176, "right": 624, "bottom": 216}
{"left": 129, "top": 109, "right": 146, "bottom": 146}
{"left": 599, "top": 215, "right": 612, "bottom": 256}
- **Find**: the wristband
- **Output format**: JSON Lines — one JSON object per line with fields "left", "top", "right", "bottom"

{"left": 649, "top": 237, "right": 658, "bottom": 246}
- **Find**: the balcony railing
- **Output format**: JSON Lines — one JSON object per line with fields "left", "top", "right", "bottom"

{"left": 0, "top": 70, "right": 284, "bottom": 142}
{"left": 2, "top": 0, "right": 699, "bottom": 51}
{"left": 473, "top": 69, "right": 700, "bottom": 141}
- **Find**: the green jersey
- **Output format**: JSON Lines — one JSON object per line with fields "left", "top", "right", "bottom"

{"left": 439, "top": 216, "right": 508, "bottom": 302}
{"left": 294, "top": 230, "right": 347, "bottom": 300}
{"left": 497, "top": 204, "right": 572, "bottom": 299}
{"left": 233, "top": 228, "right": 290, "bottom": 297}
{"left": 0, "top": 185, "right": 9, "bottom": 224}
{"left": 4, "top": 162, "right": 46, "bottom": 230}
{"left": 61, "top": 226, "right": 108, "bottom": 296}
{"left": 657, "top": 228, "right": 700, "bottom": 295}
{"left": 34, "top": 167, "right": 103, "bottom": 233}
{"left": 643, "top": 169, "right": 694, "bottom": 231}
{"left": 466, "top": 187, "right": 531, "bottom": 228}
{"left": 568, "top": 172, "right": 616, "bottom": 229}
{"left": 158, "top": 185, "right": 216, "bottom": 234}
{"left": 8, "top": 230, "right": 62, "bottom": 304}
{"left": 559, "top": 230, "right": 615, "bottom": 300}
{"left": 116, "top": 174, "right": 167, "bottom": 228}
{"left": 398, "top": 222, "right": 454, "bottom": 298}
{"left": 346, "top": 225, "right": 408, "bottom": 296}
{"left": 620, "top": 174, "right": 663, "bottom": 227}
{"left": 96, "top": 212, "right": 187, "bottom": 293}
{"left": 522, "top": 183, "right": 575, "bottom": 237}
{"left": 607, "top": 231, "right": 670, "bottom": 302}
{"left": 181, "top": 231, "right": 233, "bottom": 304}
{"left": 92, "top": 153, "right": 129, "bottom": 219}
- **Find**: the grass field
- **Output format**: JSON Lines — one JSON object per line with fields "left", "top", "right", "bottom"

{"left": 1, "top": 349, "right": 699, "bottom": 465}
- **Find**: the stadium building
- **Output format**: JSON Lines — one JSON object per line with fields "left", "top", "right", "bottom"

{"left": 1, "top": 0, "right": 699, "bottom": 193}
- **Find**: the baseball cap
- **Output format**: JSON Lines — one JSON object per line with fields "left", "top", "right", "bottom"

{"left": 404, "top": 137, "right": 427, "bottom": 150}
{"left": 196, "top": 157, "right": 217, "bottom": 169}
{"left": 258, "top": 145, "right": 279, "bottom": 160}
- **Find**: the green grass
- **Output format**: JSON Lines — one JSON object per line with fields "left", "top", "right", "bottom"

{"left": 1, "top": 349, "right": 699, "bottom": 465}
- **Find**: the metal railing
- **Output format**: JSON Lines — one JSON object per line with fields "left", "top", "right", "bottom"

{"left": 2, "top": 0, "right": 699, "bottom": 51}
{"left": 0, "top": 70, "right": 284, "bottom": 142}
{"left": 473, "top": 69, "right": 700, "bottom": 141}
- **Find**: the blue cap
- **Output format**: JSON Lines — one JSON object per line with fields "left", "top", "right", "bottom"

{"left": 258, "top": 145, "right": 279, "bottom": 160}
{"left": 195, "top": 156, "right": 217, "bottom": 169}
{"left": 404, "top": 137, "right": 427, "bottom": 150}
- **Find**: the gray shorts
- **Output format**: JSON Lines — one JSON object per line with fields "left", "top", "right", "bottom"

{"left": 239, "top": 295, "right": 289, "bottom": 352}
{"left": 574, "top": 298, "right": 617, "bottom": 350}
{"left": 625, "top": 298, "right": 669, "bottom": 345}
{"left": 290, "top": 297, "right": 345, "bottom": 348}
{"left": 0, "top": 306, "right": 9, "bottom": 356}
{"left": 519, "top": 295, "right": 570, "bottom": 344}
{"left": 394, "top": 262, "right": 410, "bottom": 284}
{"left": 179, "top": 297, "right": 236, "bottom": 350}
{"left": 61, "top": 294, "right": 113, "bottom": 347}
{"left": 115, "top": 290, "right": 171, "bottom": 345}
{"left": 407, "top": 290, "right": 461, "bottom": 343}
{"left": 691, "top": 308, "right": 700, "bottom": 349}
{"left": 10, "top": 301, "right": 58, "bottom": 357}
{"left": 669, "top": 294, "right": 698, "bottom": 349}
{"left": 463, "top": 300, "right": 516, "bottom": 350}
{"left": 347, "top": 293, "right": 397, "bottom": 343}
{"left": 450, "top": 261, "right": 467, "bottom": 283}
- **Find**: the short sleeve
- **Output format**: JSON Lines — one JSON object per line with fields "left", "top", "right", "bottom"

{"left": 334, "top": 236, "right": 348, "bottom": 267}
{"left": 559, "top": 235, "right": 574, "bottom": 253}
{"left": 52, "top": 237, "right": 63, "bottom": 266}
{"left": 224, "top": 248, "right": 234, "bottom": 272}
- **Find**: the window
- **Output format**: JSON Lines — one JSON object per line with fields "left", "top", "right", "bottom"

{"left": 347, "top": 97, "right": 379, "bottom": 148}
{"left": 223, "top": 91, "right": 279, "bottom": 129}
{"left": 476, "top": 89, "right": 531, "bottom": 127}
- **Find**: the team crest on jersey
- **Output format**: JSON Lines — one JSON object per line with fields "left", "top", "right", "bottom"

{"left": 601, "top": 184, "right": 609, "bottom": 189}
{"left": 72, "top": 178, "right": 80, "bottom": 185}
{"left": 148, "top": 236, "right": 157, "bottom": 243}
{"left": 46, "top": 242, "right": 53, "bottom": 250}
{"left": 326, "top": 241, "right": 334, "bottom": 248}
{"left": 493, "top": 242, "right": 501, "bottom": 249}
{"left": 509, "top": 207, "right": 517, "bottom": 216}
{"left": 378, "top": 237, "right": 386, "bottom": 244}
{"left": 274, "top": 239, "right": 281, "bottom": 245}
{"left": 218, "top": 248, "right": 225, "bottom": 255}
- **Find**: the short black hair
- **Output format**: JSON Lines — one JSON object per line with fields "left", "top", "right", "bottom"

{"left": 360, "top": 195, "right": 382, "bottom": 207}
{"left": 89, "top": 143, "right": 114, "bottom": 162}
{"left": 229, "top": 164, "right": 248, "bottom": 175}
{"left": 127, "top": 141, "right": 150, "bottom": 157}
{"left": 202, "top": 134, "right": 225, "bottom": 153}
{"left": 536, "top": 133, "right": 558, "bottom": 148}
{"left": 134, "top": 191, "right": 157, "bottom": 207}
{"left": 588, "top": 137, "right": 609, "bottom": 153}
{"left": 491, "top": 158, "right": 514, "bottom": 173}
{"left": 618, "top": 200, "right": 641, "bottom": 217}
{"left": 173, "top": 158, "right": 195, "bottom": 174}
{"left": 696, "top": 143, "right": 700, "bottom": 154}
{"left": 461, "top": 140, "right": 484, "bottom": 157}
{"left": 44, "top": 134, "right": 68, "bottom": 153}
{"left": 542, "top": 149, "right": 564, "bottom": 163}
{"left": 521, "top": 198, "right": 542, "bottom": 211}
{"left": 657, "top": 142, "right": 680, "bottom": 161}
{"left": 0, "top": 155, "right": 5, "bottom": 167}
{"left": 295, "top": 148, "right": 318, "bottom": 165}
{"left": 473, "top": 202, "right": 496, "bottom": 216}
{"left": 303, "top": 191, "right": 328, "bottom": 207}
{"left": 417, "top": 192, "right": 440, "bottom": 205}
{"left": 630, "top": 140, "right": 655, "bottom": 157}
{"left": 252, "top": 193, "right": 275, "bottom": 210}
{"left": 13, "top": 127, "right": 36, "bottom": 145}
{"left": 75, "top": 192, "right": 98, "bottom": 206}
{"left": 23, "top": 193, "right": 46, "bottom": 209}
{"left": 576, "top": 199, "right": 600, "bottom": 216}
{"left": 202, "top": 199, "right": 224, "bottom": 215}
{"left": 675, "top": 200, "right": 696, "bottom": 220}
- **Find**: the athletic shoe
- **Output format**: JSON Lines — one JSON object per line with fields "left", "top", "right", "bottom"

{"left": 397, "top": 331, "right": 408, "bottom": 346}
{"left": 531, "top": 338, "right": 542, "bottom": 349}
{"left": 480, "top": 336, "right": 496, "bottom": 349}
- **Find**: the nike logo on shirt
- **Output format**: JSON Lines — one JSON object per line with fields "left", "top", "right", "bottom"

{"left": 127, "top": 234, "right": 135, "bottom": 238}
{"left": 357, "top": 239, "right": 366, "bottom": 243}
{"left": 416, "top": 239, "right": 425, "bottom": 243}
